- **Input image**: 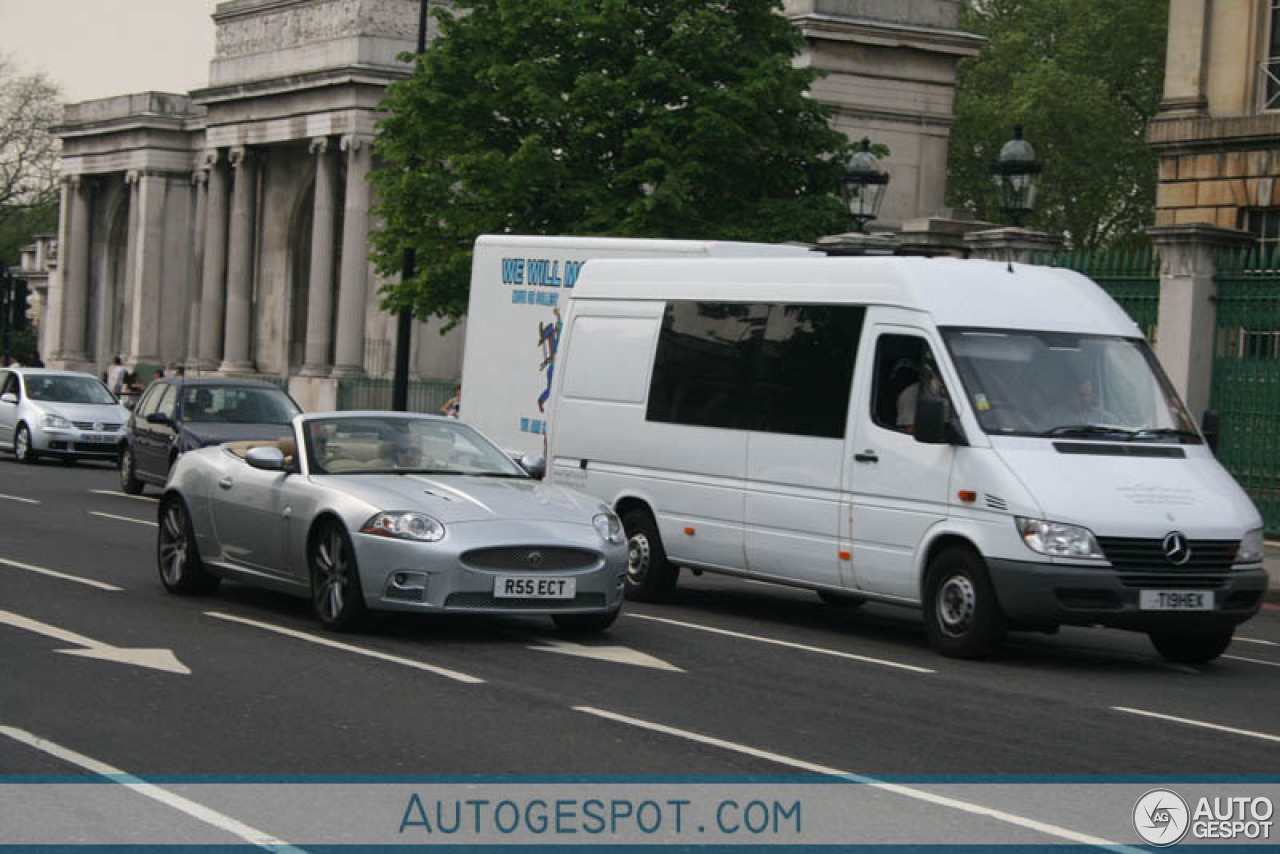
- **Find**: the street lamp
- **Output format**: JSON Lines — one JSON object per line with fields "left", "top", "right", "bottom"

{"left": 991, "top": 125, "right": 1042, "bottom": 227}
{"left": 839, "top": 138, "right": 890, "bottom": 233}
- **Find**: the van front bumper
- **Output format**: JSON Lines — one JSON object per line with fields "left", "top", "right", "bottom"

{"left": 987, "top": 558, "right": 1268, "bottom": 631}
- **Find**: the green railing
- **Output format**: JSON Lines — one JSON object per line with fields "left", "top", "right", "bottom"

{"left": 1037, "top": 246, "right": 1161, "bottom": 342}
{"left": 336, "top": 377, "right": 458, "bottom": 415}
{"left": 1213, "top": 247, "right": 1280, "bottom": 536}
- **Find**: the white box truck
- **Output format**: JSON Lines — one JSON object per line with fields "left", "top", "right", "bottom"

{"left": 459, "top": 235, "right": 812, "bottom": 460}
{"left": 545, "top": 254, "right": 1268, "bottom": 662}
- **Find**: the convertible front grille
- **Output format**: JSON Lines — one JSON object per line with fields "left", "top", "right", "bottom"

{"left": 444, "top": 592, "right": 607, "bottom": 610}
{"left": 462, "top": 546, "right": 600, "bottom": 572}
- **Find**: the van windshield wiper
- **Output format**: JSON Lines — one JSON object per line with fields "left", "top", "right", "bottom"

{"left": 1040, "top": 424, "right": 1138, "bottom": 439}
{"left": 1131, "top": 427, "right": 1202, "bottom": 443}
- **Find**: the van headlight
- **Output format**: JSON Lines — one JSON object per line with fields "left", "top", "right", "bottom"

{"left": 43, "top": 413, "right": 74, "bottom": 430}
{"left": 360, "top": 511, "right": 445, "bottom": 542}
{"left": 1016, "top": 517, "right": 1104, "bottom": 559}
{"left": 593, "top": 512, "right": 625, "bottom": 544}
{"left": 1236, "top": 527, "right": 1265, "bottom": 564}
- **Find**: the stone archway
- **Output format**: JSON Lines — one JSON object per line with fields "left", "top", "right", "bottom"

{"left": 94, "top": 184, "right": 130, "bottom": 369}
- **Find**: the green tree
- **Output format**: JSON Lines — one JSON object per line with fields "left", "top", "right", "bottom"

{"left": 0, "top": 54, "right": 61, "bottom": 262}
{"left": 946, "top": 0, "right": 1167, "bottom": 248}
{"left": 371, "top": 0, "right": 854, "bottom": 326}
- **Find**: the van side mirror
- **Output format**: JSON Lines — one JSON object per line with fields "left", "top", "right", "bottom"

{"left": 914, "top": 396, "right": 949, "bottom": 444}
{"left": 520, "top": 453, "right": 546, "bottom": 479}
{"left": 1201, "top": 409, "right": 1220, "bottom": 454}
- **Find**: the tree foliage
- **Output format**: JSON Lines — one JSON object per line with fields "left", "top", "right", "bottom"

{"left": 371, "top": 0, "right": 853, "bottom": 325}
{"left": 946, "top": 0, "right": 1168, "bottom": 248}
{"left": 0, "top": 55, "right": 61, "bottom": 260}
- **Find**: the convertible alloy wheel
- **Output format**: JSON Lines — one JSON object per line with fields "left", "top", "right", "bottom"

{"left": 156, "top": 496, "right": 220, "bottom": 595}
{"left": 309, "top": 521, "right": 368, "bottom": 631}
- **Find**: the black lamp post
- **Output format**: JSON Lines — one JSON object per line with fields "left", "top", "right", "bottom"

{"left": 991, "top": 125, "right": 1042, "bottom": 227}
{"left": 391, "top": 0, "right": 430, "bottom": 412}
{"left": 839, "top": 138, "right": 890, "bottom": 233}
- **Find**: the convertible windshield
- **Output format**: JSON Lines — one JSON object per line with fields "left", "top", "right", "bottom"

{"left": 304, "top": 415, "right": 529, "bottom": 477}
{"left": 26, "top": 375, "right": 117, "bottom": 405}
{"left": 941, "top": 329, "right": 1201, "bottom": 441}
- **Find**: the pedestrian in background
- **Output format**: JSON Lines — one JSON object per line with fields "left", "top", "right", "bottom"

{"left": 107, "top": 356, "right": 128, "bottom": 394}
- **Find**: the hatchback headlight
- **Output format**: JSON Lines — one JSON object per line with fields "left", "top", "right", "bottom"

{"left": 1237, "top": 527, "right": 1265, "bottom": 564}
{"left": 360, "top": 511, "right": 445, "bottom": 542}
{"left": 43, "top": 413, "right": 74, "bottom": 430}
{"left": 1016, "top": 517, "right": 1104, "bottom": 559}
{"left": 593, "top": 511, "right": 625, "bottom": 544}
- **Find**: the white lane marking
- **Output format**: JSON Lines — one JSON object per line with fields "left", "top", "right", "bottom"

{"left": 0, "top": 725, "right": 298, "bottom": 851}
{"left": 0, "top": 557, "right": 122, "bottom": 591}
{"left": 1113, "top": 706, "right": 1280, "bottom": 743}
{"left": 528, "top": 638, "right": 683, "bottom": 672}
{"left": 627, "top": 612, "right": 934, "bottom": 674}
{"left": 1237, "top": 637, "right": 1278, "bottom": 647}
{"left": 574, "top": 706, "right": 1136, "bottom": 851}
{"left": 1223, "top": 654, "right": 1280, "bottom": 668}
{"left": 0, "top": 492, "right": 39, "bottom": 505}
{"left": 90, "top": 489, "right": 157, "bottom": 503}
{"left": 205, "top": 611, "right": 484, "bottom": 685}
{"left": 90, "top": 511, "right": 157, "bottom": 527}
{"left": 0, "top": 610, "right": 189, "bottom": 675}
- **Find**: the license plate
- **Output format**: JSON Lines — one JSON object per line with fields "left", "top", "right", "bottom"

{"left": 1139, "top": 590, "right": 1213, "bottom": 611}
{"left": 79, "top": 433, "right": 114, "bottom": 444}
{"left": 493, "top": 575, "right": 576, "bottom": 599}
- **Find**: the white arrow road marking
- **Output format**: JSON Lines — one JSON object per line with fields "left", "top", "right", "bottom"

{"left": 90, "top": 511, "right": 157, "bottom": 527}
{"left": 0, "top": 726, "right": 299, "bottom": 851}
{"left": 0, "top": 610, "right": 189, "bottom": 675}
{"left": 90, "top": 489, "right": 158, "bottom": 502}
{"left": 0, "top": 557, "right": 122, "bottom": 591}
{"left": 527, "top": 638, "right": 684, "bottom": 672}
{"left": 0, "top": 492, "right": 39, "bottom": 504}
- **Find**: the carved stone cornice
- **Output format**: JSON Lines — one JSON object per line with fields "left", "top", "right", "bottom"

{"left": 203, "top": 149, "right": 222, "bottom": 169}
{"left": 192, "top": 168, "right": 209, "bottom": 186}
{"left": 229, "top": 146, "right": 253, "bottom": 168}
{"left": 339, "top": 134, "right": 368, "bottom": 153}
{"left": 309, "top": 136, "right": 331, "bottom": 155}
{"left": 214, "top": 0, "right": 419, "bottom": 59}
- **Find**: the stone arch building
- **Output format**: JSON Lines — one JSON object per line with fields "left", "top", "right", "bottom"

{"left": 44, "top": 0, "right": 980, "bottom": 409}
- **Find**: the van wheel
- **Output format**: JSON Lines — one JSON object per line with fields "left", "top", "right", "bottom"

{"left": 622, "top": 510, "right": 678, "bottom": 602}
{"left": 818, "top": 590, "right": 866, "bottom": 608}
{"left": 1149, "top": 628, "right": 1233, "bottom": 664}
{"left": 923, "top": 546, "right": 1005, "bottom": 659}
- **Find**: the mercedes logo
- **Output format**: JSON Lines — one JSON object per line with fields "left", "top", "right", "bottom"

{"left": 527, "top": 550, "right": 544, "bottom": 568}
{"left": 1162, "top": 531, "right": 1191, "bottom": 566}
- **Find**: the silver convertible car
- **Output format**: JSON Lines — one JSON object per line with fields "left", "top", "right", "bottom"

{"left": 157, "top": 412, "right": 628, "bottom": 632}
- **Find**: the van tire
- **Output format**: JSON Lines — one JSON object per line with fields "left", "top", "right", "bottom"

{"left": 923, "top": 546, "right": 1005, "bottom": 659}
{"left": 622, "top": 509, "right": 678, "bottom": 602}
{"left": 1149, "top": 628, "right": 1233, "bottom": 664}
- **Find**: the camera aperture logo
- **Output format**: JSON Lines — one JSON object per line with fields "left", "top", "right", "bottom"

{"left": 1134, "top": 789, "right": 1189, "bottom": 846}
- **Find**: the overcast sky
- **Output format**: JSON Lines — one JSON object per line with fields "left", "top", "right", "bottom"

{"left": 0, "top": 0, "right": 220, "bottom": 103}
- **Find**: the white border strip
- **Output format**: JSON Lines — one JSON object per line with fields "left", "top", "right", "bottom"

{"left": 90, "top": 511, "right": 157, "bottom": 527}
{"left": 1113, "top": 706, "right": 1280, "bottom": 743}
{"left": 0, "top": 725, "right": 298, "bottom": 850}
{"left": 0, "top": 557, "right": 122, "bottom": 591}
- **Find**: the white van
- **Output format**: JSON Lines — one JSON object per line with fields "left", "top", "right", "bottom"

{"left": 546, "top": 255, "right": 1268, "bottom": 662}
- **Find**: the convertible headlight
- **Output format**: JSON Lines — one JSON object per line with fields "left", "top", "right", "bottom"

{"left": 593, "top": 511, "right": 625, "bottom": 545}
{"left": 360, "top": 511, "right": 445, "bottom": 542}
{"left": 1237, "top": 527, "right": 1265, "bottom": 564}
{"left": 42, "top": 413, "right": 74, "bottom": 430}
{"left": 1015, "top": 517, "right": 1104, "bottom": 559}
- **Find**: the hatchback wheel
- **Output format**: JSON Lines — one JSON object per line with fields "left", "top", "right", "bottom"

{"left": 156, "top": 496, "right": 220, "bottom": 595}
{"left": 309, "top": 520, "right": 368, "bottom": 631}
{"left": 119, "top": 446, "right": 145, "bottom": 494}
{"left": 13, "top": 424, "right": 37, "bottom": 464}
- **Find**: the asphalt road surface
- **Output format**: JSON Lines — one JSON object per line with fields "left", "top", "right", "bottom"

{"left": 2, "top": 458, "right": 1277, "bottom": 847}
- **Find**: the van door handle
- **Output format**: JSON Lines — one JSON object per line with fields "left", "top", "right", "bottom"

{"left": 854, "top": 451, "right": 879, "bottom": 463}
{"left": 218, "top": 477, "right": 233, "bottom": 490}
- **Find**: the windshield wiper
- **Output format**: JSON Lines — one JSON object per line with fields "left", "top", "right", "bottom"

{"left": 457, "top": 471, "right": 530, "bottom": 479}
{"left": 1131, "top": 427, "right": 1202, "bottom": 443}
{"left": 1040, "top": 424, "right": 1138, "bottom": 439}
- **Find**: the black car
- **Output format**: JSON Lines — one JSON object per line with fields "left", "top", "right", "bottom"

{"left": 119, "top": 378, "right": 302, "bottom": 494}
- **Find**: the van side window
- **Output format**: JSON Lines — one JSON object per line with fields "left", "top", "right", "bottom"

{"left": 872, "top": 334, "right": 948, "bottom": 435}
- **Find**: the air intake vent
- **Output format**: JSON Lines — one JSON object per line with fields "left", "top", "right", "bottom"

{"left": 984, "top": 494, "right": 1008, "bottom": 512}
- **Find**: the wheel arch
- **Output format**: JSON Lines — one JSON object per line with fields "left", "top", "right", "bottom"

{"left": 916, "top": 529, "right": 985, "bottom": 600}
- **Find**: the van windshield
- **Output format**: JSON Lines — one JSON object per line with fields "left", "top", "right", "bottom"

{"left": 941, "top": 328, "right": 1201, "bottom": 442}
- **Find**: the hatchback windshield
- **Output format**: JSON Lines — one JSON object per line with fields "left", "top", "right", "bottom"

{"left": 304, "top": 416, "right": 528, "bottom": 477}
{"left": 25, "top": 375, "right": 117, "bottom": 405}
{"left": 180, "top": 386, "right": 301, "bottom": 424}
{"left": 942, "top": 328, "right": 1201, "bottom": 441}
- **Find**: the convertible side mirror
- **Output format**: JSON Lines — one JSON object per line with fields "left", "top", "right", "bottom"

{"left": 246, "top": 446, "right": 287, "bottom": 471}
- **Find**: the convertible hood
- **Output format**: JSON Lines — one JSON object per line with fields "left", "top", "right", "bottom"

{"left": 314, "top": 474, "right": 603, "bottom": 525}
{"left": 185, "top": 423, "right": 292, "bottom": 446}
{"left": 992, "top": 439, "right": 1262, "bottom": 538}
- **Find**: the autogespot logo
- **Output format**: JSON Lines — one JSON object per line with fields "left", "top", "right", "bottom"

{"left": 1134, "top": 789, "right": 1190, "bottom": 846}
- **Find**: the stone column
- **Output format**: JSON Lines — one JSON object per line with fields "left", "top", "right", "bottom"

{"left": 124, "top": 170, "right": 167, "bottom": 366}
{"left": 332, "top": 134, "right": 372, "bottom": 377}
{"left": 60, "top": 176, "right": 94, "bottom": 364}
{"left": 46, "top": 178, "right": 73, "bottom": 361}
{"left": 220, "top": 146, "right": 257, "bottom": 373}
{"left": 1147, "top": 224, "right": 1255, "bottom": 420}
{"left": 198, "top": 150, "right": 229, "bottom": 369}
{"left": 1157, "top": 0, "right": 1210, "bottom": 117}
{"left": 300, "top": 136, "right": 339, "bottom": 376}
{"left": 964, "top": 227, "right": 1063, "bottom": 264}
{"left": 186, "top": 168, "right": 208, "bottom": 366}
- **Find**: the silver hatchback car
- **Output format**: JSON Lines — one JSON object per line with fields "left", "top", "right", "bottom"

{"left": 0, "top": 368, "right": 130, "bottom": 464}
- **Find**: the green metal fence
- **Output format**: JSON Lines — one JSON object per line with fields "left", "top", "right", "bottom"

{"left": 1213, "top": 247, "right": 1280, "bottom": 536}
{"left": 336, "top": 377, "right": 458, "bottom": 415}
{"left": 1038, "top": 247, "right": 1161, "bottom": 342}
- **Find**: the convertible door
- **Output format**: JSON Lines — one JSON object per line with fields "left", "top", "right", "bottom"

{"left": 209, "top": 454, "right": 291, "bottom": 575}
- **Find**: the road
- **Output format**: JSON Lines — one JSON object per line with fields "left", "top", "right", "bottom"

{"left": 2, "top": 459, "right": 1277, "bottom": 847}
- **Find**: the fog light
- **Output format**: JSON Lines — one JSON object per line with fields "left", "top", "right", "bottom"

{"left": 385, "top": 571, "right": 427, "bottom": 602}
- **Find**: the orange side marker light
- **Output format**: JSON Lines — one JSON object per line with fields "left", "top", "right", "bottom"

{"left": 957, "top": 490, "right": 977, "bottom": 503}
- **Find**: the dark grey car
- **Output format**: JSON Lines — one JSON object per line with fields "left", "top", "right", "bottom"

{"left": 119, "top": 377, "right": 302, "bottom": 494}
